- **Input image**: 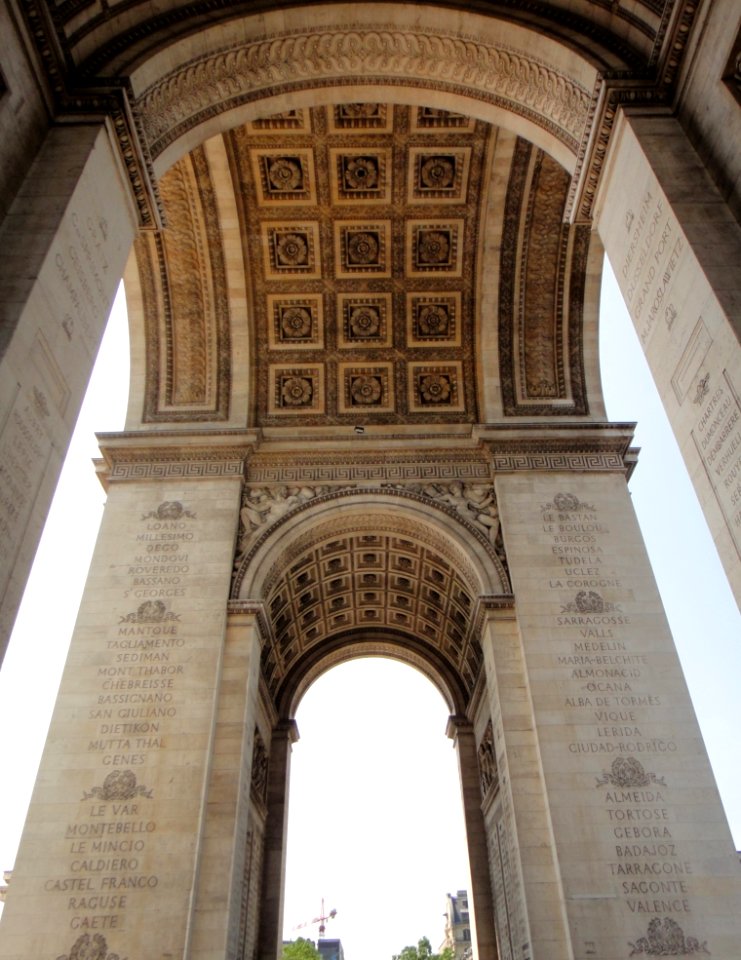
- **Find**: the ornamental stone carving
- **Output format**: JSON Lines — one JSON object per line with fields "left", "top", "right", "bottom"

{"left": 628, "top": 919, "right": 709, "bottom": 957}
{"left": 420, "top": 156, "right": 455, "bottom": 189}
{"left": 343, "top": 157, "right": 379, "bottom": 190}
{"left": 55, "top": 934, "right": 126, "bottom": 960}
{"left": 237, "top": 486, "right": 327, "bottom": 556}
{"left": 478, "top": 720, "right": 498, "bottom": 798}
{"left": 348, "top": 305, "right": 381, "bottom": 338}
{"left": 251, "top": 731, "right": 269, "bottom": 806}
{"left": 137, "top": 28, "right": 592, "bottom": 157}
{"left": 419, "top": 481, "right": 500, "bottom": 545}
{"left": 234, "top": 481, "right": 503, "bottom": 566}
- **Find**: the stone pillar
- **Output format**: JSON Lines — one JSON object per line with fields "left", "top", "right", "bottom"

{"left": 0, "top": 434, "right": 249, "bottom": 960}
{"left": 595, "top": 111, "right": 741, "bottom": 605}
{"left": 489, "top": 466, "right": 741, "bottom": 959}
{"left": 258, "top": 719, "right": 299, "bottom": 960}
{"left": 188, "top": 605, "right": 267, "bottom": 960}
{"left": 0, "top": 121, "right": 138, "bottom": 661}
{"left": 447, "top": 715, "right": 500, "bottom": 960}
{"left": 477, "top": 601, "right": 570, "bottom": 960}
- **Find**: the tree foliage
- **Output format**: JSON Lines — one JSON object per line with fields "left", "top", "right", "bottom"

{"left": 282, "top": 937, "right": 323, "bottom": 960}
{"left": 393, "top": 936, "right": 455, "bottom": 960}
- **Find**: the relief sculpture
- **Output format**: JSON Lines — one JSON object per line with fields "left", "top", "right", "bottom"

{"left": 629, "top": 918, "right": 709, "bottom": 956}
{"left": 55, "top": 934, "right": 127, "bottom": 960}
{"left": 235, "top": 480, "right": 505, "bottom": 571}
{"left": 237, "top": 485, "right": 327, "bottom": 555}
{"left": 421, "top": 481, "right": 500, "bottom": 545}
{"left": 478, "top": 720, "right": 499, "bottom": 798}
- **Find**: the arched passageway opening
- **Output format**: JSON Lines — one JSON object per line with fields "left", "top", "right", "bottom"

{"left": 283, "top": 658, "right": 471, "bottom": 960}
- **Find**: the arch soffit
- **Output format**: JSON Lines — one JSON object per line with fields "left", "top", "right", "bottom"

{"left": 123, "top": 7, "right": 604, "bottom": 177}
{"left": 233, "top": 491, "right": 504, "bottom": 718}
{"left": 236, "top": 490, "right": 507, "bottom": 601}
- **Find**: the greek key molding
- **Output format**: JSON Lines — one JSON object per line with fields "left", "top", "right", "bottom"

{"left": 483, "top": 437, "right": 635, "bottom": 474}
{"left": 107, "top": 457, "right": 245, "bottom": 481}
{"left": 98, "top": 441, "right": 251, "bottom": 483}
{"left": 489, "top": 450, "right": 625, "bottom": 472}
{"left": 136, "top": 26, "right": 593, "bottom": 158}
{"left": 246, "top": 451, "right": 490, "bottom": 485}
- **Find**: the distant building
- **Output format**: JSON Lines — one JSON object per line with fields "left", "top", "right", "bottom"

{"left": 282, "top": 937, "right": 345, "bottom": 960}
{"left": 440, "top": 890, "right": 472, "bottom": 960}
{"left": 317, "top": 938, "right": 345, "bottom": 960}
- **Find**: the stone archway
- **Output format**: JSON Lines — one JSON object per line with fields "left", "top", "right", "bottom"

{"left": 1, "top": 1, "right": 739, "bottom": 664}
{"left": 229, "top": 488, "right": 510, "bottom": 960}
{"left": 1, "top": 2, "right": 740, "bottom": 959}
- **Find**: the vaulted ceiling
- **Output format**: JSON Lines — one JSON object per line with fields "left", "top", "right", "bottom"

{"left": 127, "top": 103, "right": 595, "bottom": 428}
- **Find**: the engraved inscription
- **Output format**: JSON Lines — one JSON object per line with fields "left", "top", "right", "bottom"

{"left": 40, "top": 501, "right": 203, "bottom": 936}
{"left": 691, "top": 371, "right": 741, "bottom": 557}
{"left": 531, "top": 491, "right": 700, "bottom": 944}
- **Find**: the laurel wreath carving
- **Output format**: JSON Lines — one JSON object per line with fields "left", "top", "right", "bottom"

{"left": 137, "top": 28, "right": 592, "bottom": 154}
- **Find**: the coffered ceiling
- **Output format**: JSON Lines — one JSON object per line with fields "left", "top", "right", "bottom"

{"left": 231, "top": 103, "right": 486, "bottom": 426}
{"left": 129, "top": 102, "right": 592, "bottom": 427}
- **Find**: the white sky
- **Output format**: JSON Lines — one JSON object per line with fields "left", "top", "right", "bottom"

{"left": 0, "top": 262, "right": 739, "bottom": 960}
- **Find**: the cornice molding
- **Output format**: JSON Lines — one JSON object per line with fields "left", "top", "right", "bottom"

{"left": 566, "top": 0, "right": 701, "bottom": 224}
{"left": 246, "top": 449, "right": 491, "bottom": 485}
{"left": 473, "top": 422, "right": 637, "bottom": 474}
{"left": 18, "top": 0, "right": 162, "bottom": 228}
{"left": 95, "top": 430, "right": 256, "bottom": 484}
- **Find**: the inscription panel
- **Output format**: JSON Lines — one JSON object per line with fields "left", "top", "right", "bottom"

{"left": 598, "top": 115, "right": 741, "bottom": 603}
{"left": 2, "top": 483, "right": 240, "bottom": 959}
{"left": 496, "top": 475, "right": 732, "bottom": 958}
{"left": 691, "top": 370, "right": 741, "bottom": 557}
{"left": 0, "top": 126, "right": 134, "bottom": 656}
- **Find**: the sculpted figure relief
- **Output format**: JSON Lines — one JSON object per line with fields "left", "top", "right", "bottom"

{"left": 238, "top": 485, "right": 326, "bottom": 554}
{"left": 422, "top": 481, "right": 500, "bottom": 545}
{"left": 234, "top": 481, "right": 502, "bottom": 567}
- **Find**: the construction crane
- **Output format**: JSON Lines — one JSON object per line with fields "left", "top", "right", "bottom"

{"left": 292, "top": 899, "right": 337, "bottom": 938}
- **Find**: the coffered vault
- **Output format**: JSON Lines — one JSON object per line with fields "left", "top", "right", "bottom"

{"left": 126, "top": 104, "right": 597, "bottom": 428}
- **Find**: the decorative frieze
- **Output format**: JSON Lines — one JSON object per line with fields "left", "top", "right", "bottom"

{"left": 96, "top": 436, "right": 253, "bottom": 485}
{"left": 246, "top": 453, "right": 491, "bottom": 485}
{"left": 136, "top": 28, "right": 592, "bottom": 158}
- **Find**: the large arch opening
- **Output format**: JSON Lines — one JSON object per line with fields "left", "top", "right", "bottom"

{"left": 233, "top": 491, "right": 507, "bottom": 960}
{"left": 282, "top": 657, "right": 471, "bottom": 960}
